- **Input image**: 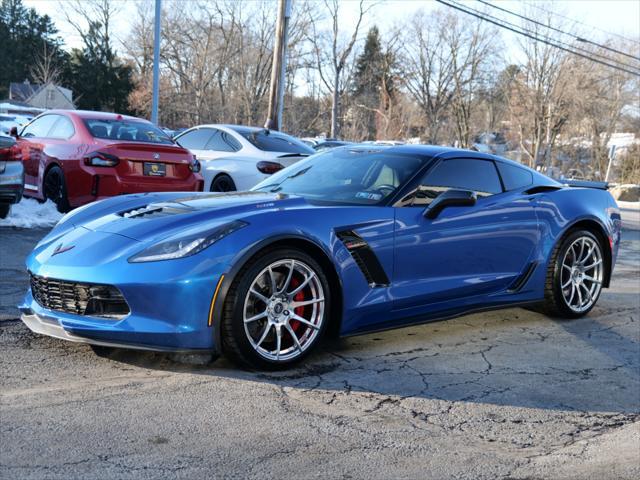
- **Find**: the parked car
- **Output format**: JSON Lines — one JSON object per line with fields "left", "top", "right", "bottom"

{"left": 20, "top": 145, "right": 620, "bottom": 369}
{"left": 10, "top": 110, "right": 203, "bottom": 212}
{"left": 174, "top": 125, "right": 314, "bottom": 191}
{"left": 0, "top": 114, "right": 31, "bottom": 135}
{"left": 313, "top": 140, "right": 354, "bottom": 152}
{"left": 0, "top": 135, "right": 24, "bottom": 218}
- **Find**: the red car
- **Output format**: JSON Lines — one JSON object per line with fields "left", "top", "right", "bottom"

{"left": 11, "top": 110, "right": 203, "bottom": 212}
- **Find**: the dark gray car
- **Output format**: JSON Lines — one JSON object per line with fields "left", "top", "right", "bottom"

{"left": 0, "top": 135, "right": 24, "bottom": 219}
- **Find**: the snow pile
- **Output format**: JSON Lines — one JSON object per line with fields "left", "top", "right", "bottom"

{"left": 1, "top": 198, "right": 63, "bottom": 228}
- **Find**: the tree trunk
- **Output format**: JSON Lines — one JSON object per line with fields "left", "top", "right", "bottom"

{"left": 331, "top": 70, "right": 340, "bottom": 138}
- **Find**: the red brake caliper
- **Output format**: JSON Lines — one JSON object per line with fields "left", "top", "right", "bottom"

{"left": 289, "top": 277, "right": 305, "bottom": 333}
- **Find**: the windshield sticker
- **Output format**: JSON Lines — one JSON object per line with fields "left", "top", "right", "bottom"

{"left": 356, "top": 192, "right": 382, "bottom": 201}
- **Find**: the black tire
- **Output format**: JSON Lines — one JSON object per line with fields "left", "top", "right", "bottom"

{"left": 0, "top": 203, "right": 10, "bottom": 219}
{"left": 43, "top": 166, "right": 71, "bottom": 213}
{"left": 221, "top": 248, "right": 332, "bottom": 370}
{"left": 541, "top": 229, "right": 604, "bottom": 319}
{"left": 210, "top": 174, "right": 236, "bottom": 192}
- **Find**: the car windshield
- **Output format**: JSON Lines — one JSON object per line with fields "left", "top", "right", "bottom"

{"left": 83, "top": 119, "right": 174, "bottom": 145}
{"left": 251, "top": 148, "right": 424, "bottom": 205}
{"left": 230, "top": 127, "right": 314, "bottom": 155}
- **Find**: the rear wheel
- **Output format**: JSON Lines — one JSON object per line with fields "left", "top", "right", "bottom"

{"left": 0, "top": 204, "right": 10, "bottom": 219}
{"left": 210, "top": 174, "right": 236, "bottom": 192}
{"left": 43, "top": 166, "right": 71, "bottom": 213}
{"left": 542, "top": 229, "right": 605, "bottom": 318}
{"left": 221, "top": 248, "right": 331, "bottom": 369}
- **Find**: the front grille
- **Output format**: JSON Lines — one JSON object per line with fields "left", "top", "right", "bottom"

{"left": 29, "top": 273, "right": 130, "bottom": 319}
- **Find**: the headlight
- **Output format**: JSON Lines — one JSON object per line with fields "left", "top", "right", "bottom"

{"left": 128, "top": 220, "right": 247, "bottom": 263}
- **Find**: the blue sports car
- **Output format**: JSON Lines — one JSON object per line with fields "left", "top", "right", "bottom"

{"left": 20, "top": 145, "right": 621, "bottom": 369}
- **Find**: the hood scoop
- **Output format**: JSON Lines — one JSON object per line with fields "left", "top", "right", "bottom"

{"left": 120, "top": 202, "right": 195, "bottom": 219}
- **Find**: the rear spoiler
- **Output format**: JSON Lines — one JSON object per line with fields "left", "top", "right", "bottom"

{"left": 562, "top": 179, "right": 609, "bottom": 190}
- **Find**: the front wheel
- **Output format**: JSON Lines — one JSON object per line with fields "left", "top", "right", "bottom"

{"left": 542, "top": 229, "right": 605, "bottom": 318}
{"left": 221, "top": 248, "right": 331, "bottom": 369}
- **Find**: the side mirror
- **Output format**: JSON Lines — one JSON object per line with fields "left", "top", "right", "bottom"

{"left": 423, "top": 189, "right": 477, "bottom": 219}
{"left": 9, "top": 126, "right": 19, "bottom": 138}
{"left": 0, "top": 135, "right": 16, "bottom": 149}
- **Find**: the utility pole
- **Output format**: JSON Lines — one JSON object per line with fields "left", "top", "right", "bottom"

{"left": 264, "top": 0, "right": 292, "bottom": 131}
{"left": 151, "top": 0, "right": 162, "bottom": 125}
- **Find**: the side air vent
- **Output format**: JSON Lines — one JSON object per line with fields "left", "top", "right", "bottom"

{"left": 508, "top": 262, "right": 538, "bottom": 292}
{"left": 336, "top": 230, "right": 390, "bottom": 287}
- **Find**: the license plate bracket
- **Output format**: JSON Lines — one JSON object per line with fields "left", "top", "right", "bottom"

{"left": 144, "top": 162, "right": 166, "bottom": 177}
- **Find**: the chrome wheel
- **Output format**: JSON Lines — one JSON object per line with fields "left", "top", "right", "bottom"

{"left": 560, "top": 236, "right": 603, "bottom": 313}
{"left": 243, "top": 259, "right": 325, "bottom": 362}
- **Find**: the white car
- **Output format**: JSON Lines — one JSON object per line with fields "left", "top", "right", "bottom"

{"left": 174, "top": 124, "right": 314, "bottom": 191}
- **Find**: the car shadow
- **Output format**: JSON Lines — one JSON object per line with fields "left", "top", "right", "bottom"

{"left": 97, "top": 304, "right": 640, "bottom": 415}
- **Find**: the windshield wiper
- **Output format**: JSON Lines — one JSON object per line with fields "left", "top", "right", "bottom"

{"left": 263, "top": 166, "right": 314, "bottom": 192}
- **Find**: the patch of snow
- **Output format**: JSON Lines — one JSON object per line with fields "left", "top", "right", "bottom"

{"left": 0, "top": 198, "right": 63, "bottom": 228}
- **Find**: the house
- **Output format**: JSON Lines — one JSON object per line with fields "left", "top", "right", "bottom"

{"left": 8, "top": 80, "right": 74, "bottom": 110}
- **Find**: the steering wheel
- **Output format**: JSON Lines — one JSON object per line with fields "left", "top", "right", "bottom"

{"left": 373, "top": 184, "right": 396, "bottom": 195}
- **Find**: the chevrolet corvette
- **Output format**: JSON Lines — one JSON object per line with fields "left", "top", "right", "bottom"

{"left": 20, "top": 145, "right": 621, "bottom": 369}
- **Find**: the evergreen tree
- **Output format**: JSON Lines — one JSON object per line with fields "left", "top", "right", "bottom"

{"left": 351, "top": 26, "right": 396, "bottom": 139}
{"left": 0, "top": 0, "right": 68, "bottom": 98}
{"left": 66, "top": 19, "right": 133, "bottom": 113}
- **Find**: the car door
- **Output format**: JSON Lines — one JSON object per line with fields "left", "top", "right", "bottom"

{"left": 392, "top": 157, "right": 541, "bottom": 311}
{"left": 17, "top": 114, "right": 60, "bottom": 192}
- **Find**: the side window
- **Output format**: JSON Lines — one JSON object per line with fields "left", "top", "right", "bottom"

{"left": 20, "top": 115, "right": 59, "bottom": 138}
{"left": 48, "top": 116, "right": 75, "bottom": 139}
{"left": 221, "top": 131, "right": 241, "bottom": 151}
{"left": 496, "top": 162, "right": 533, "bottom": 191}
{"left": 175, "top": 128, "right": 214, "bottom": 150}
{"left": 204, "top": 130, "right": 236, "bottom": 152}
{"left": 413, "top": 158, "right": 502, "bottom": 206}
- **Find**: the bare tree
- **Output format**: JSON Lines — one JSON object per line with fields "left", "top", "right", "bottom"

{"left": 30, "top": 42, "right": 62, "bottom": 85}
{"left": 306, "top": 0, "right": 373, "bottom": 138}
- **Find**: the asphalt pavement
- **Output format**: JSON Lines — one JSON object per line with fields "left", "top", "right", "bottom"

{"left": 0, "top": 207, "right": 638, "bottom": 479}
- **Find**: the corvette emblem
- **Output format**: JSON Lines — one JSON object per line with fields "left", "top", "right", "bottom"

{"left": 51, "top": 243, "right": 75, "bottom": 257}
{"left": 153, "top": 153, "right": 160, "bottom": 160}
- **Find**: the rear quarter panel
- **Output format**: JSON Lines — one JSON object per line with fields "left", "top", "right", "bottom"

{"left": 535, "top": 187, "right": 621, "bottom": 275}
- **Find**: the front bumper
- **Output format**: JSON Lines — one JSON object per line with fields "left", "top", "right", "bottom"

{"left": 20, "top": 308, "right": 209, "bottom": 353}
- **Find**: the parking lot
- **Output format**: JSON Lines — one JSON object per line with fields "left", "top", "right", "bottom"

{"left": 1, "top": 206, "right": 638, "bottom": 480}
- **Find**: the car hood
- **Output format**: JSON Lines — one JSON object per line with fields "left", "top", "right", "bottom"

{"left": 78, "top": 191, "right": 308, "bottom": 242}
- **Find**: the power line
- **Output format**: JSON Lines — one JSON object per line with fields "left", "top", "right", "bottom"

{"left": 463, "top": 0, "right": 640, "bottom": 73}
{"left": 435, "top": 0, "right": 640, "bottom": 77}
{"left": 522, "top": 0, "right": 640, "bottom": 46}
{"left": 476, "top": 0, "right": 640, "bottom": 61}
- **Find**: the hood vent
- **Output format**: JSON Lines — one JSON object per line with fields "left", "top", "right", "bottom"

{"left": 119, "top": 202, "right": 194, "bottom": 219}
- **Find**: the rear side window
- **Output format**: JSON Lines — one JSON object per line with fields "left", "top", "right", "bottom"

{"left": 232, "top": 128, "right": 314, "bottom": 154}
{"left": 20, "top": 115, "right": 59, "bottom": 138}
{"left": 204, "top": 130, "right": 237, "bottom": 152}
{"left": 413, "top": 158, "right": 502, "bottom": 205}
{"left": 496, "top": 162, "right": 533, "bottom": 191}
{"left": 49, "top": 116, "right": 75, "bottom": 139}
{"left": 176, "top": 128, "right": 214, "bottom": 150}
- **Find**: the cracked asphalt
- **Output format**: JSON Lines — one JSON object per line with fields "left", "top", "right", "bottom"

{"left": 1, "top": 206, "right": 639, "bottom": 479}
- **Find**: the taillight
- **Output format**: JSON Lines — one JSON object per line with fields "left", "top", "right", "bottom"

{"left": 84, "top": 152, "right": 119, "bottom": 167}
{"left": 257, "top": 161, "right": 284, "bottom": 174}
{"left": 189, "top": 159, "right": 201, "bottom": 173}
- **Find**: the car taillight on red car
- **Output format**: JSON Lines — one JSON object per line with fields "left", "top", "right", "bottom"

{"left": 256, "top": 161, "right": 284, "bottom": 174}
{"left": 84, "top": 152, "right": 120, "bottom": 167}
